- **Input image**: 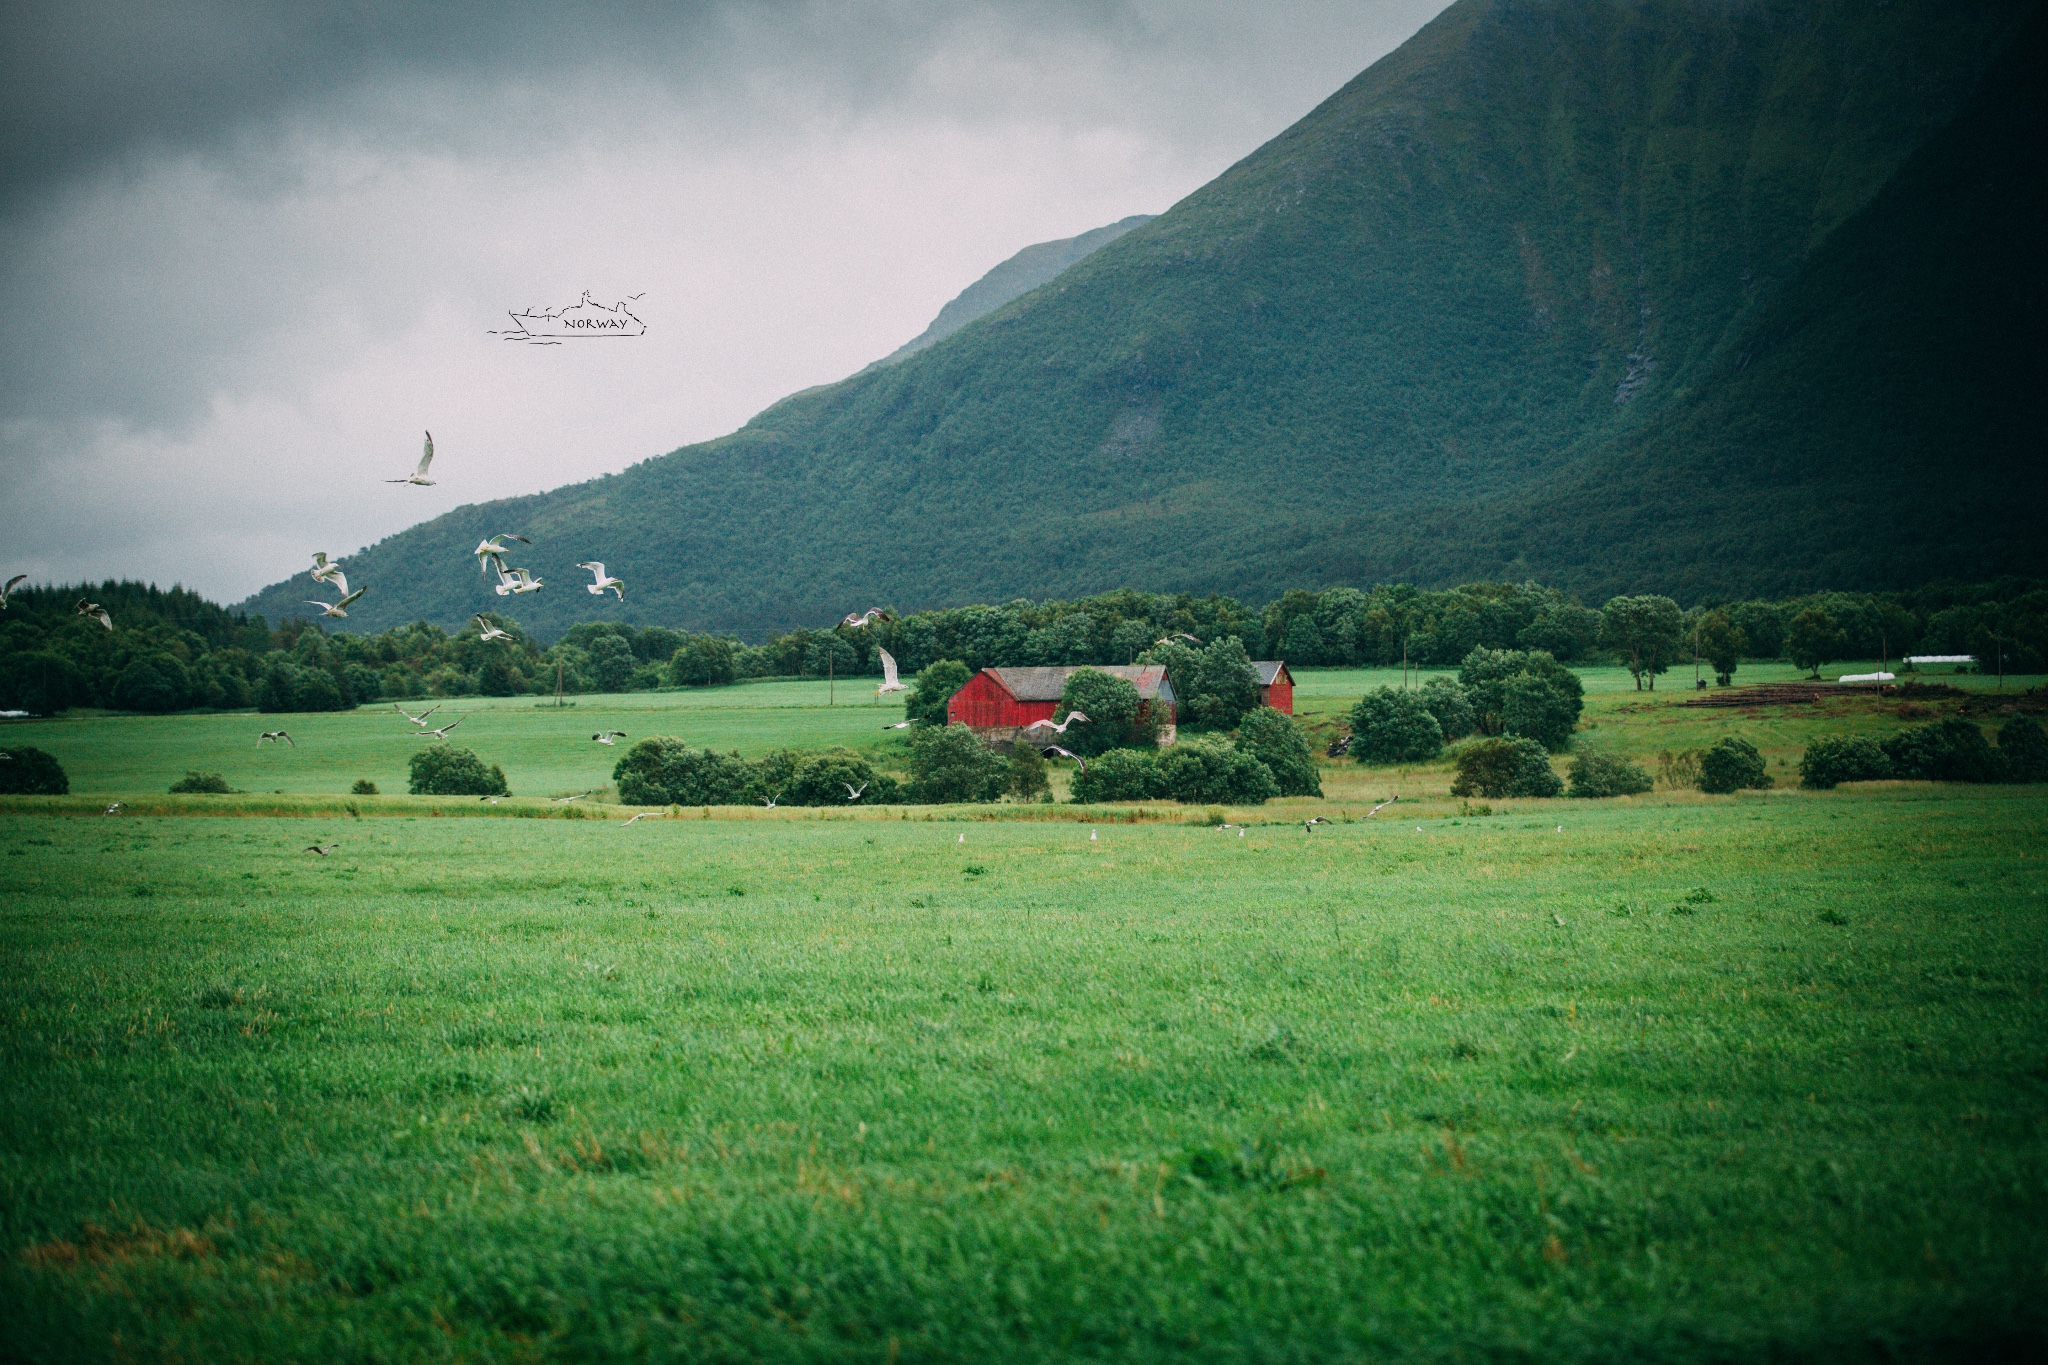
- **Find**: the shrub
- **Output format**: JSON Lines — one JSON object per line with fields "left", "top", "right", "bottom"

{"left": 1234, "top": 707, "right": 1321, "bottom": 797}
{"left": 1567, "top": 750, "right": 1652, "bottom": 798}
{"left": 1881, "top": 718, "right": 2002, "bottom": 784}
{"left": 0, "top": 746, "right": 69, "bottom": 795}
{"left": 1417, "top": 677, "right": 1475, "bottom": 741}
{"left": 906, "top": 660, "right": 972, "bottom": 728}
{"left": 1698, "top": 737, "right": 1770, "bottom": 793}
{"left": 408, "top": 745, "right": 510, "bottom": 797}
{"left": 1459, "top": 648, "right": 1585, "bottom": 738}
{"left": 613, "top": 739, "right": 752, "bottom": 805}
{"left": 1055, "top": 669, "right": 1146, "bottom": 756}
{"left": 169, "top": 771, "right": 231, "bottom": 794}
{"left": 1069, "top": 749, "right": 1166, "bottom": 803}
{"left": 905, "top": 725, "right": 1004, "bottom": 804}
{"left": 1798, "top": 736, "right": 1892, "bottom": 789}
{"left": 476, "top": 655, "right": 524, "bottom": 697}
{"left": 1501, "top": 672, "right": 1579, "bottom": 751}
{"left": 1157, "top": 739, "right": 1277, "bottom": 806}
{"left": 1997, "top": 717, "right": 2048, "bottom": 783}
{"left": 666, "top": 634, "right": 738, "bottom": 687}
{"left": 350, "top": 779, "right": 379, "bottom": 796}
{"left": 1005, "top": 741, "right": 1050, "bottom": 800}
{"left": 1451, "top": 737, "right": 1561, "bottom": 798}
{"left": 786, "top": 750, "right": 897, "bottom": 806}
{"left": 113, "top": 653, "right": 191, "bottom": 713}
{"left": 291, "top": 669, "right": 345, "bottom": 713}
{"left": 1348, "top": 687, "right": 1443, "bottom": 763}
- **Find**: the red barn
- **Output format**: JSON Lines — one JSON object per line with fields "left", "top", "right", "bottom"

{"left": 1254, "top": 661, "right": 1295, "bottom": 714}
{"left": 948, "top": 665, "right": 1177, "bottom": 742}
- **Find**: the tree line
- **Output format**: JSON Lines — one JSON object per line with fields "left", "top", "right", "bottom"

{"left": 0, "top": 577, "right": 2041, "bottom": 715}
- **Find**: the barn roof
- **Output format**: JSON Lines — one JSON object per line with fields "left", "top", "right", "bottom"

{"left": 984, "top": 665, "right": 1175, "bottom": 704}
{"left": 1253, "top": 660, "right": 1289, "bottom": 686}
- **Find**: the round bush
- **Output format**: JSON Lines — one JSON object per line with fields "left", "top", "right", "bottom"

{"left": 1698, "top": 736, "right": 1770, "bottom": 793}
{"left": 1418, "top": 677, "right": 1475, "bottom": 741}
{"left": 1056, "top": 670, "right": 1146, "bottom": 756}
{"left": 350, "top": 779, "right": 379, "bottom": 796}
{"left": 1451, "top": 737, "right": 1562, "bottom": 799}
{"left": 1501, "top": 673, "right": 1579, "bottom": 751}
{"left": 1882, "top": 718, "right": 2003, "bottom": 784}
{"left": 0, "top": 745, "right": 69, "bottom": 795}
{"left": 904, "top": 725, "right": 1003, "bottom": 804}
{"left": 788, "top": 750, "right": 896, "bottom": 806}
{"left": 113, "top": 653, "right": 190, "bottom": 713}
{"left": 613, "top": 738, "right": 752, "bottom": 805}
{"left": 1005, "top": 742, "right": 1051, "bottom": 800}
{"left": 1069, "top": 749, "right": 1166, "bottom": 803}
{"left": 1567, "top": 750, "right": 1653, "bottom": 798}
{"left": 1997, "top": 717, "right": 2048, "bottom": 783}
{"left": 1157, "top": 740, "right": 1277, "bottom": 806}
{"left": 1234, "top": 706, "right": 1321, "bottom": 797}
{"left": 408, "top": 745, "right": 510, "bottom": 797}
{"left": 1798, "top": 736, "right": 1892, "bottom": 789}
{"left": 169, "top": 770, "right": 231, "bottom": 794}
{"left": 1347, "top": 687, "right": 1443, "bottom": 764}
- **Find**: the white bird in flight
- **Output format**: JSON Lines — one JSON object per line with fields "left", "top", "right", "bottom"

{"left": 1154, "top": 633, "right": 1200, "bottom": 648}
{"left": 387, "top": 431, "right": 436, "bottom": 485}
{"left": 473, "top": 616, "right": 512, "bottom": 642}
{"left": 309, "top": 553, "right": 347, "bottom": 596}
{"left": 393, "top": 703, "right": 440, "bottom": 726}
{"left": 621, "top": 812, "right": 654, "bottom": 825}
{"left": 842, "top": 608, "right": 890, "bottom": 628}
{"left": 305, "top": 843, "right": 339, "bottom": 856}
{"left": 76, "top": 600, "right": 113, "bottom": 630}
{"left": 473, "top": 535, "right": 529, "bottom": 575}
{"left": 1303, "top": 817, "right": 1329, "bottom": 832}
{"left": 760, "top": 794, "right": 779, "bottom": 808}
{"left": 883, "top": 720, "right": 912, "bottom": 730}
{"left": 843, "top": 782, "right": 869, "bottom": 801}
{"left": 876, "top": 647, "right": 907, "bottom": 696}
{"left": 104, "top": 802, "right": 123, "bottom": 815}
{"left": 415, "top": 716, "right": 463, "bottom": 740}
{"left": 503, "top": 567, "right": 543, "bottom": 596}
{"left": 592, "top": 731, "right": 626, "bottom": 745}
{"left": 0, "top": 574, "right": 24, "bottom": 609}
{"left": 258, "top": 730, "right": 293, "bottom": 747}
{"left": 1365, "top": 796, "right": 1398, "bottom": 817}
{"left": 577, "top": 562, "right": 624, "bottom": 599}
{"left": 1023, "top": 710, "right": 1088, "bottom": 736}
{"left": 304, "top": 587, "right": 366, "bottom": 619}
{"left": 552, "top": 791, "right": 592, "bottom": 803}
{"left": 1041, "top": 744, "right": 1086, "bottom": 773}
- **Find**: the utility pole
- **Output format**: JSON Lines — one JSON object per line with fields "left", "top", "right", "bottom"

{"left": 555, "top": 660, "right": 564, "bottom": 708}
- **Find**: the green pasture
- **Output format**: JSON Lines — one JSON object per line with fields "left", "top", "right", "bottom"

{"left": 3, "top": 783, "right": 2046, "bottom": 1361}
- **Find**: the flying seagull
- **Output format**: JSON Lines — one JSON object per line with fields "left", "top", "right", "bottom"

{"left": 503, "top": 567, "right": 543, "bottom": 596}
{"left": 875, "top": 647, "right": 907, "bottom": 696}
{"left": 0, "top": 574, "right": 24, "bottom": 609}
{"left": 393, "top": 703, "right": 441, "bottom": 726}
{"left": 621, "top": 812, "right": 655, "bottom": 825}
{"left": 104, "top": 802, "right": 123, "bottom": 815}
{"left": 883, "top": 720, "right": 912, "bottom": 730}
{"left": 1303, "top": 817, "right": 1330, "bottom": 832}
{"left": 592, "top": 731, "right": 627, "bottom": 745}
{"left": 1154, "top": 633, "right": 1200, "bottom": 647}
{"left": 76, "top": 600, "right": 113, "bottom": 630}
{"left": 760, "top": 794, "right": 779, "bottom": 808}
{"left": 473, "top": 535, "right": 529, "bottom": 574}
{"left": 308, "top": 553, "right": 347, "bottom": 596}
{"left": 473, "top": 616, "right": 512, "bottom": 642}
{"left": 577, "top": 562, "right": 624, "bottom": 599}
{"left": 304, "top": 586, "right": 366, "bottom": 619}
{"left": 1024, "top": 710, "right": 1088, "bottom": 736}
{"left": 416, "top": 716, "right": 463, "bottom": 740}
{"left": 387, "top": 431, "right": 436, "bottom": 485}
{"left": 842, "top": 608, "right": 890, "bottom": 628}
{"left": 1365, "top": 796, "right": 1397, "bottom": 817}
{"left": 258, "top": 730, "right": 293, "bottom": 747}
{"left": 552, "top": 791, "right": 592, "bottom": 803}
{"left": 1326, "top": 736, "right": 1353, "bottom": 759}
{"left": 305, "top": 843, "right": 339, "bottom": 856}
{"left": 1041, "top": 744, "right": 1086, "bottom": 773}
{"left": 843, "top": 782, "right": 869, "bottom": 801}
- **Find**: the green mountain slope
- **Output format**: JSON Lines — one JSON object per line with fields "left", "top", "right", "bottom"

{"left": 242, "top": 0, "right": 2040, "bottom": 639}
{"left": 1346, "top": 0, "right": 2048, "bottom": 601}
{"left": 864, "top": 215, "right": 1156, "bottom": 370}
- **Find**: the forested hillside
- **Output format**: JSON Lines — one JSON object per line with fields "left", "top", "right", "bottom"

{"left": 240, "top": 0, "right": 2043, "bottom": 639}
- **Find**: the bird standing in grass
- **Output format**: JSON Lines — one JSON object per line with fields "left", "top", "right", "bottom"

{"left": 577, "top": 562, "right": 624, "bottom": 599}
{"left": 386, "top": 431, "right": 436, "bottom": 485}
{"left": 304, "top": 586, "right": 366, "bottom": 619}
{"left": 258, "top": 731, "right": 293, "bottom": 747}
{"left": 592, "top": 731, "right": 626, "bottom": 746}
{"left": 305, "top": 843, "right": 339, "bottom": 856}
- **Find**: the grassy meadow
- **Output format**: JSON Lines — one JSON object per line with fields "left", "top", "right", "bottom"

{"left": 3, "top": 665, "right": 2046, "bottom": 1360}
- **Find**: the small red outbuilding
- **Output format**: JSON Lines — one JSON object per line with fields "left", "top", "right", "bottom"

{"left": 1254, "top": 661, "right": 1295, "bottom": 714}
{"left": 947, "top": 665, "right": 1177, "bottom": 740}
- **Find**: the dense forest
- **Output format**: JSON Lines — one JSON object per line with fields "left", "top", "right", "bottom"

{"left": 6, "top": 577, "right": 2041, "bottom": 715}
{"left": 238, "top": 0, "right": 2044, "bottom": 639}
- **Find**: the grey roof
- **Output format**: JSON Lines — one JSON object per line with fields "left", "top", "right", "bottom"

{"left": 1253, "top": 660, "right": 1289, "bottom": 686}
{"left": 986, "top": 665, "right": 1175, "bottom": 704}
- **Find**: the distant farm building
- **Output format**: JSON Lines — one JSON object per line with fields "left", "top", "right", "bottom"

{"left": 1255, "top": 661, "right": 1295, "bottom": 714}
{"left": 948, "top": 665, "right": 1177, "bottom": 744}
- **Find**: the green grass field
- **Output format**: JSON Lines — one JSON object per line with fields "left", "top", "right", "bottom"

{"left": 3, "top": 667, "right": 2046, "bottom": 1360}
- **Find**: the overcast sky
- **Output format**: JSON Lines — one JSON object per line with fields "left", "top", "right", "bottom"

{"left": 0, "top": 0, "right": 1448, "bottom": 603}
